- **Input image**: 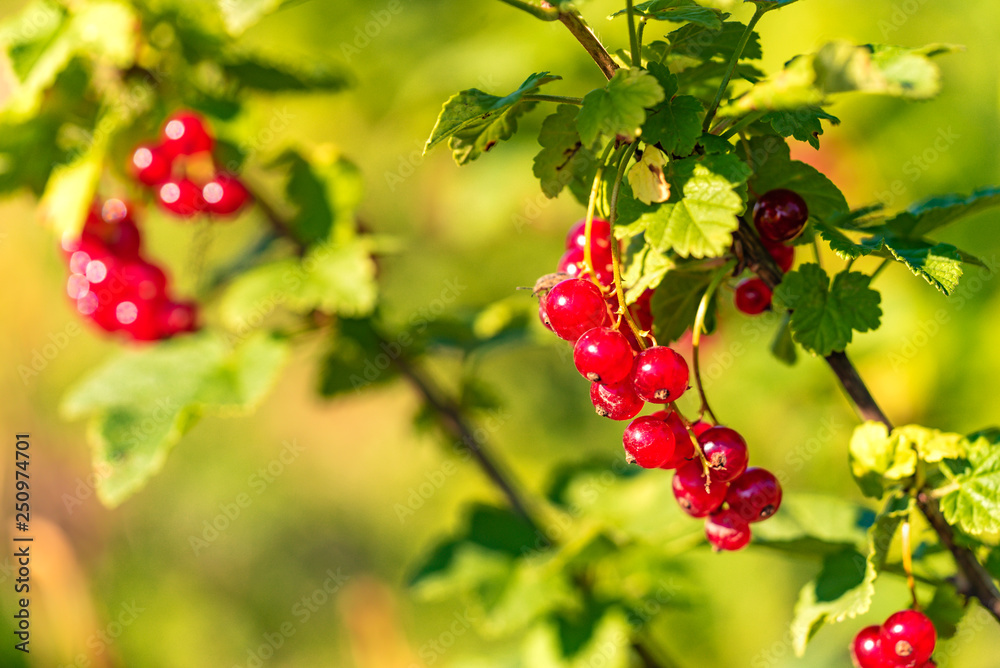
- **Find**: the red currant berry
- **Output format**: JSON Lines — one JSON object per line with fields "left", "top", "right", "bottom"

{"left": 203, "top": 175, "right": 250, "bottom": 215}
{"left": 538, "top": 301, "right": 555, "bottom": 332}
{"left": 753, "top": 189, "right": 808, "bottom": 243}
{"left": 161, "top": 111, "right": 213, "bottom": 157}
{"left": 623, "top": 415, "right": 676, "bottom": 468}
{"left": 690, "top": 419, "right": 712, "bottom": 437}
{"left": 157, "top": 300, "right": 199, "bottom": 337}
{"left": 69, "top": 201, "right": 141, "bottom": 259}
{"left": 557, "top": 247, "right": 585, "bottom": 279}
{"left": 130, "top": 143, "right": 173, "bottom": 185}
{"left": 114, "top": 295, "right": 164, "bottom": 341}
{"left": 763, "top": 238, "right": 794, "bottom": 273}
{"left": 672, "top": 461, "right": 728, "bottom": 517}
{"left": 121, "top": 261, "right": 168, "bottom": 302}
{"left": 544, "top": 279, "right": 610, "bottom": 341}
{"left": 158, "top": 179, "right": 206, "bottom": 218}
{"left": 705, "top": 508, "right": 752, "bottom": 551}
{"left": 565, "top": 217, "right": 611, "bottom": 251}
{"left": 726, "top": 467, "right": 782, "bottom": 523}
{"left": 734, "top": 277, "right": 772, "bottom": 315}
{"left": 698, "top": 427, "right": 749, "bottom": 483}
{"left": 631, "top": 289, "right": 654, "bottom": 332}
{"left": 654, "top": 410, "right": 696, "bottom": 469}
{"left": 574, "top": 327, "right": 634, "bottom": 384}
{"left": 557, "top": 246, "right": 614, "bottom": 286}
{"left": 631, "top": 346, "right": 689, "bottom": 403}
{"left": 590, "top": 380, "right": 644, "bottom": 421}
{"left": 880, "top": 610, "right": 936, "bottom": 666}
{"left": 852, "top": 626, "right": 893, "bottom": 668}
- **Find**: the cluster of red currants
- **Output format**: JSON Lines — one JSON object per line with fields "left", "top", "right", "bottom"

{"left": 63, "top": 199, "right": 197, "bottom": 341}
{"left": 733, "top": 188, "right": 806, "bottom": 315}
{"left": 536, "top": 219, "right": 782, "bottom": 551}
{"left": 852, "top": 610, "right": 937, "bottom": 668}
{"left": 130, "top": 111, "right": 249, "bottom": 219}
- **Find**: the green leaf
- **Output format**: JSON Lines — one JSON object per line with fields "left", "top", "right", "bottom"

{"left": 923, "top": 583, "right": 967, "bottom": 640}
{"left": 661, "top": 20, "right": 763, "bottom": 62}
{"left": 61, "top": 333, "right": 288, "bottom": 507}
{"left": 770, "top": 310, "right": 797, "bottom": 365}
{"left": 627, "top": 146, "right": 671, "bottom": 205}
{"left": 37, "top": 142, "right": 103, "bottom": 242}
{"left": 649, "top": 269, "right": 717, "bottom": 343}
{"left": 761, "top": 107, "right": 840, "bottom": 149}
{"left": 611, "top": 0, "right": 722, "bottom": 29}
{"left": 217, "top": 0, "right": 285, "bottom": 36}
{"left": 426, "top": 72, "right": 561, "bottom": 165}
{"left": 1, "top": 1, "right": 137, "bottom": 118}
{"left": 741, "top": 136, "right": 848, "bottom": 220}
{"left": 271, "top": 147, "right": 364, "bottom": 247}
{"left": 940, "top": 433, "right": 1000, "bottom": 539}
{"left": 221, "top": 51, "right": 352, "bottom": 92}
{"left": 577, "top": 68, "right": 665, "bottom": 146}
{"left": 753, "top": 493, "right": 874, "bottom": 555}
{"left": 220, "top": 240, "right": 378, "bottom": 330}
{"left": 864, "top": 236, "right": 970, "bottom": 295}
{"left": 317, "top": 318, "right": 400, "bottom": 397}
{"left": 885, "top": 187, "right": 1000, "bottom": 238}
{"left": 522, "top": 608, "right": 631, "bottom": 668}
{"left": 772, "top": 264, "right": 882, "bottom": 357}
{"left": 848, "top": 423, "right": 966, "bottom": 498}
{"left": 790, "top": 548, "right": 874, "bottom": 656}
{"left": 641, "top": 153, "right": 752, "bottom": 258}
{"left": 641, "top": 65, "right": 704, "bottom": 155}
{"left": 533, "top": 105, "right": 598, "bottom": 199}
{"left": 622, "top": 244, "right": 674, "bottom": 303}
{"left": 719, "top": 42, "right": 960, "bottom": 118}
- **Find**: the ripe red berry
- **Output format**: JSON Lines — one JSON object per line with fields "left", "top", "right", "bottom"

{"left": 65, "top": 201, "right": 142, "bottom": 259}
{"left": 690, "top": 419, "right": 712, "bottom": 437}
{"left": 113, "top": 295, "right": 163, "bottom": 341}
{"left": 574, "top": 327, "right": 634, "bottom": 384}
{"left": 880, "top": 610, "right": 936, "bottom": 666}
{"left": 565, "top": 217, "right": 611, "bottom": 251}
{"left": 161, "top": 111, "right": 213, "bottom": 157}
{"left": 672, "top": 461, "right": 728, "bottom": 517}
{"left": 120, "top": 261, "right": 168, "bottom": 302}
{"left": 753, "top": 189, "right": 808, "bottom": 243}
{"left": 698, "top": 427, "right": 749, "bottom": 483}
{"left": 650, "top": 410, "right": 697, "bottom": 469}
{"left": 631, "top": 289, "right": 654, "bottom": 332}
{"left": 544, "top": 279, "right": 610, "bottom": 341}
{"left": 852, "top": 625, "right": 893, "bottom": 668}
{"left": 726, "top": 467, "right": 782, "bottom": 523}
{"left": 631, "top": 346, "right": 689, "bottom": 403}
{"left": 557, "top": 246, "right": 614, "bottom": 287}
{"left": 157, "top": 300, "right": 199, "bottom": 337}
{"left": 705, "top": 508, "right": 752, "bottom": 551}
{"left": 623, "top": 415, "right": 676, "bottom": 468}
{"left": 130, "top": 143, "right": 173, "bottom": 185}
{"left": 158, "top": 178, "right": 206, "bottom": 218}
{"left": 203, "top": 175, "right": 250, "bottom": 216}
{"left": 590, "top": 379, "right": 644, "bottom": 421}
{"left": 763, "top": 238, "right": 794, "bottom": 273}
{"left": 557, "top": 247, "right": 585, "bottom": 279}
{"left": 734, "top": 277, "right": 772, "bottom": 315}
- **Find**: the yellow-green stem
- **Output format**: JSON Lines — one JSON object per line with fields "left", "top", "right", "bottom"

{"left": 608, "top": 142, "right": 645, "bottom": 347}
{"left": 583, "top": 142, "right": 618, "bottom": 280}
{"left": 692, "top": 259, "right": 737, "bottom": 424}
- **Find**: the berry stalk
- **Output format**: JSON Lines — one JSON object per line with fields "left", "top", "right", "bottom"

{"left": 691, "top": 259, "right": 737, "bottom": 424}
{"left": 607, "top": 141, "right": 648, "bottom": 348}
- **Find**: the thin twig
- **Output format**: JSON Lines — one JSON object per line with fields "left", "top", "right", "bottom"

{"left": 558, "top": 10, "right": 620, "bottom": 80}
{"left": 497, "top": 0, "right": 558, "bottom": 20}
{"left": 733, "top": 218, "right": 1000, "bottom": 624}
{"left": 702, "top": 7, "right": 765, "bottom": 132}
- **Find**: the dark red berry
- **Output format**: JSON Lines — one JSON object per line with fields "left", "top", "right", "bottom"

{"left": 113, "top": 294, "right": 163, "bottom": 341}
{"left": 763, "top": 238, "right": 794, "bottom": 273}
{"left": 121, "top": 261, "right": 167, "bottom": 302}
{"left": 852, "top": 626, "right": 893, "bottom": 668}
{"left": 67, "top": 200, "right": 142, "bottom": 259}
{"left": 690, "top": 420, "right": 712, "bottom": 437}
{"left": 705, "top": 508, "right": 752, "bottom": 551}
{"left": 590, "top": 380, "right": 644, "bottom": 421}
{"left": 631, "top": 289, "right": 654, "bottom": 332}
{"left": 655, "top": 410, "right": 696, "bottom": 469}
{"left": 623, "top": 415, "right": 676, "bottom": 468}
{"left": 157, "top": 300, "right": 199, "bottom": 337}
{"left": 557, "top": 246, "right": 614, "bottom": 287}
{"left": 203, "top": 175, "right": 250, "bottom": 215}
{"left": 565, "top": 217, "right": 611, "bottom": 251}
{"left": 574, "top": 327, "right": 634, "bottom": 384}
{"left": 557, "top": 247, "right": 585, "bottom": 278}
{"left": 544, "top": 279, "right": 610, "bottom": 341}
{"left": 880, "top": 610, "right": 936, "bottom": 666}
{"left": 726, "top": 467, "right": 782, "bottom": 523}
{"left": 753, "top": 189, "right": 808, "bottom": 243}
{"left": 631, "top": 346, "right": 689, "bottom": 403}
{"left": 130, "top": 143, "right": 173, "bottom": 185}
{"left": 161, "top": 111, "right": 213, "bottom": 157}
{"left": 158, "top": 179, "right": 206, "bottom": 218}
{"left": 698, "top": 427, "right": 749, "bottom": 483}
{"left": 735, "top": 277, "right": 772, "bottom": 315}
{"left": 672, "top": 461, "right": 728, "bottom": 517}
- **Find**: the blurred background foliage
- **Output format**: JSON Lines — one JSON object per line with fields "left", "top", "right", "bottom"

{"left": 1, "top": 0, "right": 1000, "bottom": 666}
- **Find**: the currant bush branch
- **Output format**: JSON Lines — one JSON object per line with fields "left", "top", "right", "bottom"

{"left": 733, "top": 218, "right": 1000, "bottom": 623}
{"left": 702, "top": 6, "right": 767, "bottom": 133}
